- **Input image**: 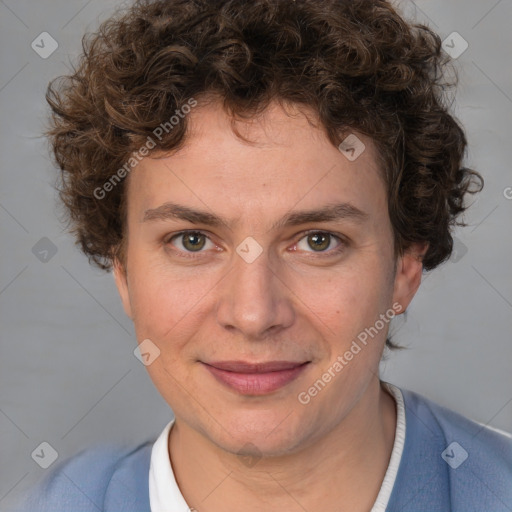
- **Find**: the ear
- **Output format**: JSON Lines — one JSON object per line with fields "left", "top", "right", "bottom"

{"left": 392, "top": 242, "right": 428, "bottom": 314}
{"left": 113, "top": 258, "right": 133, "bottom": 319}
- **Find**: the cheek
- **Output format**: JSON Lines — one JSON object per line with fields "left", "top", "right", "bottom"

{"left": 127, "top": 259, "right": 213, "bottom": 348}
{"left": 291, "top": 256, "right": 393, "bottom": 343}
{"left": 127, "top": 267, "right": 211, "bottom": 395}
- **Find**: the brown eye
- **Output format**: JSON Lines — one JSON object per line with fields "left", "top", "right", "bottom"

{"left": 295, "top": 232, "right": 344, "bottom": 255}
{"left": 307, "top": 233, "right": 331, "bottom": 251}
{"left": 181, "top": 233, "right": 206, "bottom": 251}
{"left": 169, "top": 232, "right": 211, "bottom": 253}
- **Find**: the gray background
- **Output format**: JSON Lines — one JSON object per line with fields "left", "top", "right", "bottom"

{"left": 1, "top": 0, "right": 511, "bottom": 508}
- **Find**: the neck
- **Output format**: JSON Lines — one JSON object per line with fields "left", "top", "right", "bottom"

{"left": 168, "top": 379, "right": 397, "bottom": 512}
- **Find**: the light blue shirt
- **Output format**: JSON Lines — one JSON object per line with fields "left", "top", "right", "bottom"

{"left": 15, "top": 385, "right": 512, "bottom": 511}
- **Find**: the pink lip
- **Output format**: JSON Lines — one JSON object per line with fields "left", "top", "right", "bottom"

{"left": 203, "top": 360, "right": 310, "bottom": 395}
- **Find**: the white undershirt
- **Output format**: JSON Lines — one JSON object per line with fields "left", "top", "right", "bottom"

{"left": 149, "top": 381, "right": 406, "bottom": 512}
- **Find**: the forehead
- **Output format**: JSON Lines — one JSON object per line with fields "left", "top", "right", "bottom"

{"left": 126, "top": 100, "right": 387, "bottom": 225}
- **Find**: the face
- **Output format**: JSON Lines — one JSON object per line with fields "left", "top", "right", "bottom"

{"left": 114, "top": 100, "right": 423, "bottom": 457}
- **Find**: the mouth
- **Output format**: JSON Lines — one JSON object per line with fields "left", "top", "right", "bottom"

{"left": 202, "top": 360, "right": 311, "bottom": 395}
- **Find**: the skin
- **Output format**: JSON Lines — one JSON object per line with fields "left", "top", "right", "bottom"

{"left": 113, "top": 99, "right": 426, "bottom": 512}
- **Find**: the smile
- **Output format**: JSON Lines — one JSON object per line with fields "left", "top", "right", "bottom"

{"left": 202, "top": 360, "right": 310, "bottom": 395}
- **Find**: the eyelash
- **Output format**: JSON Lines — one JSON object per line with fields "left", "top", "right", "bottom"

{"left": 164, "top": 230, "right": 348, "bottom": 259}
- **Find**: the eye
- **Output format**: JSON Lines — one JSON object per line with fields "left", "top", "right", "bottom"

{"left": 167, "top": 231, "right": 216, "bottom": 253}
{"left": 295, "top": 232, "right": 344, "bottom": 254}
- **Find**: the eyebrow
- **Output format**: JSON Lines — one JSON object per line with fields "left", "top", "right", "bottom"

{"left": 142, "top": 201, "right": 369, "bottom": 230}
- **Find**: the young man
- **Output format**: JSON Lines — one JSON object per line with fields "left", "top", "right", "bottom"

{"left": 20, "top": 0, "right": 512, "bottom": 511}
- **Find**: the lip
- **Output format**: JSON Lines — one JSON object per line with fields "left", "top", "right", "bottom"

{"left": 202, "top": 360, "right": 310, "bottom": 395}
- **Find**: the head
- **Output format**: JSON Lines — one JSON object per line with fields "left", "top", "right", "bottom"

{"left": 46, "top": 0, "right": 482, "bottom": 456}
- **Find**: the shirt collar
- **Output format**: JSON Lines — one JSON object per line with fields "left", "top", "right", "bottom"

{"left": 149, "top": 381, "right": 406, "bottom": 512}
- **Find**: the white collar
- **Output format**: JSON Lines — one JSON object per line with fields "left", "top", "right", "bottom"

{"left": 149, "top": 381, "right": 406, "bottom": 512}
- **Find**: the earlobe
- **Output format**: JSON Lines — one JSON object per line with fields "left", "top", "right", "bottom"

{"left": 113, "top": 259, "right": 133, "bottom": 319}
{"left": 392, "top": 242, "right": 428, "bottom": 314}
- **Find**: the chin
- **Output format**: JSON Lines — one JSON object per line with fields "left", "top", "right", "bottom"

{"left": 205, "top": 407, "right": 312, "bottom": 458}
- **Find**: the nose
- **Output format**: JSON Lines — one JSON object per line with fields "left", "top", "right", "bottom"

{"left": 215, "top": 249, "right": 295, "bottom": 340}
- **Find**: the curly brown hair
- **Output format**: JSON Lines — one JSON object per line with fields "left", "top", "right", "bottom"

{"left": 46, "top": 0, "right": 482, "bottom": 349}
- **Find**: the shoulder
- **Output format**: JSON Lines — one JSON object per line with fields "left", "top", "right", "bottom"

{"left": 16, "top": 441, "right": 153, "bottom": 512}
{"left": 402, "top": 387, "right": 512, "bottom": 463}
{"left": 394, "top": 386, "right": 512, "bottom": 511}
